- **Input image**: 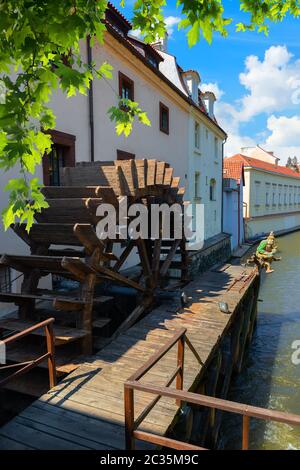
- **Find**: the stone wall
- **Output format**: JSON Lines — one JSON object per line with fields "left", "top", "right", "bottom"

{"left": 188, "top": 233, "right": 231, "bottom": 278}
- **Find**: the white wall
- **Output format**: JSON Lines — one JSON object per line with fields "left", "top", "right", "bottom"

{"left": 188, "top": 113, "right": 223, "bottom": 240}
{"left": 223, "top": 182, "right": 244, "bottom": 251}
{"left": 244, "top": 167, "right": 300, "bottom": 238}
{"left": 91, "top": 41, "right": 189, "bottom": 182}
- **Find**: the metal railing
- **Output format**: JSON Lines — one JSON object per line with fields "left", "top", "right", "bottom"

{"left": 0, "top": 318, "right": 57, "bottom": 390}
{"left": 124, "top": 328, "right": 300, "bottom": 450}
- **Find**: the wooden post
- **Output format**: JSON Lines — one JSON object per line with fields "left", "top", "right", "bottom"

{"left": 242, "top": 415, "right": 250, "bottom": 450}
{"left": 176, "top": 335, "right": 185, "bottom": 406}
{"left": 124, "top": 385, "right": 135, "bottom": 450}
{"left": 45, "top": 322, "right": 57, "bottom": 389}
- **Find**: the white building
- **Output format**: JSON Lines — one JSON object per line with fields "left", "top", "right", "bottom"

{"left": 223, "top": 160, "right": 245, "bottom": 250}
{"left": 0, "top": 2, "right": 227, "bottom": 294}
{"left": 225, "top": 147, "right": 300, "bottom": 240}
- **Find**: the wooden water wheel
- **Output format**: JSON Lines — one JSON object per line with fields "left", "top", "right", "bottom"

{"left": 0, "top": 159, "right": 188, "bottom": 378}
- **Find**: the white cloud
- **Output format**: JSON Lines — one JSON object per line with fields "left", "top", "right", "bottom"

{"left": 238, "top": 45, "right": 300, "bottom": 121}
{"left": 129, "top": 28, "right": 142, "bottom": 39}
{"left": 129, "top": 16, "right": 180, "bottom": 41}
{"left": 201, "top": 82, "right": 224, "bottom": 100}
{"left": 265, "top": 115, "right": 300, "bottom": 147}
{"left": 213, "top": 46, "right": 300, "bottom": 162}
{"left": 164, "top": 16, "right": 181, "bottom": 37}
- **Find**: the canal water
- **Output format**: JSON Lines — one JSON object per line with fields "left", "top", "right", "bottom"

{"left": 219, "top": 231, "right": 300, "bottom": 449}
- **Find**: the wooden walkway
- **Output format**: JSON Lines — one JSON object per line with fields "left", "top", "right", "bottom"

{"left": 0, "top": 264, "right": 258, "bottom": 450}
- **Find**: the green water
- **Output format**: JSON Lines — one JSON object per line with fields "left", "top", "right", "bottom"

{"left": 219, "top": 231, "right": 300, "bottom": 450}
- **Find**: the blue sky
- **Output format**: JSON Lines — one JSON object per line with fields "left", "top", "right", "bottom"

{"left": 120, "top": 1, "right": 300, "bottom": 163}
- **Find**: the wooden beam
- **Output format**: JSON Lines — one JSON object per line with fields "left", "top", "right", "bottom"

{"left": 136, "top": 238, "right": 155, "bottom": 288}
{"left": 73, "top": 224, "right": 118, "bottom": 261}
{"left": 91, "top": 263, "right": 146, "bottom": 292}
{"left": 160, "top": 239, "right": 181, "bottom": 277}
{"left": 113, "top": 240, "right": 135, "bottom": 272}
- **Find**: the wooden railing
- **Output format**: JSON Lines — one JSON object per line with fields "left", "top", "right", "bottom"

{"left": 0, "top": 318, "right": 57, "bottom": 389}
{"left": 124, "top": 328, "right": 300, "bottom": 450}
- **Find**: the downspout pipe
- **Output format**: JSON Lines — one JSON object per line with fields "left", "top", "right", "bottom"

{"left": 87, "top": 35, "right": 95, "bottom": 162}
{"left": 221, "top": 137, "right": 227, "bottom": 234}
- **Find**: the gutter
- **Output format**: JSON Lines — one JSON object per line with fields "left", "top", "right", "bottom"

{"left": 87, "top": 35, "right": 95, "bottom": 162}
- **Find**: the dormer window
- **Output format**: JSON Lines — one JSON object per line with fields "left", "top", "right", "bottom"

{"left": 119, "top": 72, "right": 134, "bottom": 100}
{"left": 147, "top": 55, "right": 158, "bottom": 68}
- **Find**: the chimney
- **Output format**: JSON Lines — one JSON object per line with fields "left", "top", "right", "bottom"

{"left": 202, "top": 91, "right": 216, "bottom": 119}
{"left": 151, "top": 32, "right": 168, "bottom": 52}
{"left": 181, "top": 70, "right": 200, "bottom": 103}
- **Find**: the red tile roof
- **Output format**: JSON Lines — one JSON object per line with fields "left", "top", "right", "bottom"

{"left": 223, "top": 159, "right": 244, "bottom": 185}
{"left": 225, "top": 154, "right": 300, "bottom": 179}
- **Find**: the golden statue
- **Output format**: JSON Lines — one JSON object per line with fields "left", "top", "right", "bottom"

{"left": 255, "top": 231, "right": 281, "bottom": 273}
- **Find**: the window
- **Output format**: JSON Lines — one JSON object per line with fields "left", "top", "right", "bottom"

{"left": 284, "top": 186, "right": 288, "bottom": 205}
{"left": 272, "top": 184, "right": 277, "bottom": 205}
{"left": 117, "top": 150, "right": 135, "bottom": 160}
{"left": 255, "top": 181, "right": 261, "bottom": 205}
{"left": 206, "top": 129, "right": 209, "bottom": 140}
{"left": 159, "top": 102, "right": 169, "bottom": 135}
{"left": 209, "top": 178, "right": 216, "bottom": 201}
{"left": 0, "top": 266, "right": 11, "bottom": 293}
{"left": 118, "top": 72, "right": 134, "bottom": 100}
{"left": 43, "top": 130, "right": 76, "bottom": 186}
{"left": 265, "top": 183, "right": 270, "bottom": 206}
{"left": 194, "top": 172, "right": 200, "bottom": 199}
{"left": 147, "top": 55, "right": 158, "bottom": 68}
{"left": 278, "top": 185, "right": 282, "bottom": 205}
{"left": 194, "top": 122, "right": 200, "bottom": 149}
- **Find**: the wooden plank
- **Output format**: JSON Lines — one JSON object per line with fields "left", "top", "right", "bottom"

{"left": 41, "top": 186, "right": 97, "bottom": 199}
{"left": 95, "top": 186, "right": 119, "bottom": 205}
{"left": 115, "top": 159, "right": 137, "bottom": 196}
{"left": 100, "top": 165, "right": 122, "bottom": 194}
{"left": 61, "top": 256, "right": 93, "bottom": 282}
{"left": 61, "top": 161, "right": 114, "bottom": 186}
{"left": 146, "top": 159, "right": 157, "bottom": 186}
{"left": 26, "top": 402, "right": 123, "bottom": 448}
{"left": 0, "top": 318, "right": 87, "bottom": 345}
{"left": 74, "top": 223, "right": 118, "bottom": 260}
{"left": 36, "top": 198, "right": 103, "bottom": 224}
{"left": 135, "top": 159, "right": 146, "bottom": 189}
{"left": 171, "top": 176, "right": 180, "bottom": 188}
{"left": 5, "top": 343, "right": 84, "bottom": 374}
{"left": 163, "top": 167, "right": 173, "bottom": 186}
{"left": 91, "top": 263, "right": 146, "bottom": 292}
{"left": 0, "top": 435, "right": 35, "bottom": 450}
{"left": 1, "top": 254, "right": 65, "bottom": 273}
{"left": 15, "top": 223, "right": 80, "bottom": 246}
{"left": 0, "top": 421, "right": 90, "bottom": 450}
{"left": 155, "top": 161, "right": 166, "bottom": 185}
{"left": 160, "top": 239, "right": 181, "bottom": 277}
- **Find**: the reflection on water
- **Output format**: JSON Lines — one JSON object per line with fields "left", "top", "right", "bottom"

{"left": 219, "top": 231, "right": 300, "bottom": 449}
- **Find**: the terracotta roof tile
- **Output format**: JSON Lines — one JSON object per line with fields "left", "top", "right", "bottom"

{"left": 223, "top": 160, "right": 245, "bottom": 184}
{"left": 226, "top": 154, "right": 300, "bottom": 179}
